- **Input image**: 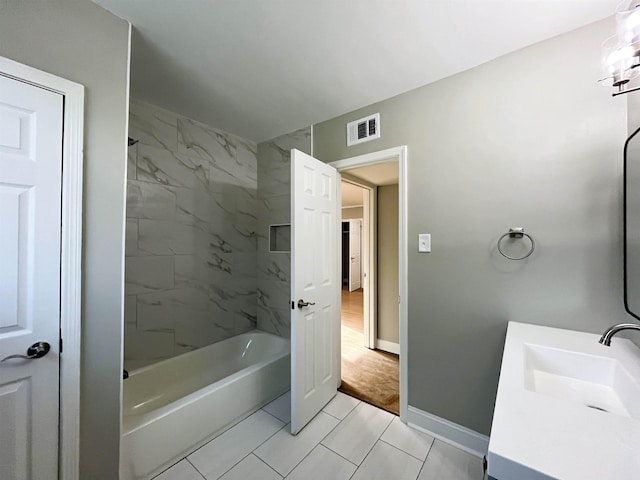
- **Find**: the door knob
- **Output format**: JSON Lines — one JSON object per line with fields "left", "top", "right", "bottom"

{"left": 1, "top": 341, "right": 51, "bottom": 362}
{"left": 297, "top": 299, "right": 316, "bottom": 309}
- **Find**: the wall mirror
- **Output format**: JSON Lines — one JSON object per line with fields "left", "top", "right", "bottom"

{"left": 625, "top": 126, "right": 640, "bottom": 320}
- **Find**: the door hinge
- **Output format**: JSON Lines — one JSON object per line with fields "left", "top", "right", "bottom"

{"left": 398, "top": 295, "right": 401, "bottom": 304}
{"left": 59, "top": 337, "right": 63, "bottom": 354}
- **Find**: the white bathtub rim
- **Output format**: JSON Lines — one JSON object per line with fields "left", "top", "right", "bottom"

{"left": 125, "top": 329, "right": 290, "bottom": 379}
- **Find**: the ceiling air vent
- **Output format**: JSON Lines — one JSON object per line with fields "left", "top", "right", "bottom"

{"left": 347, "top": 113, "right": 380, "bottom": 146}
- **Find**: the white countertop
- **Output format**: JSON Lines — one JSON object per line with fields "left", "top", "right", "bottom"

{"left": 488, "top": 322, "right": 640, "bottom": 480}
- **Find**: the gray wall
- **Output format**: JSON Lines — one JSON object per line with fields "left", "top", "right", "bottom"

{"left": 377, "top": 185, "right": 399, "bottom": 344}
{"left": 628, "top": 87, "right": 640, "bottom": 135}
{"left": 256, "top": 128, "right": 311, "bottom": 337}
{"left": 0, "top": 0, "right": 130, "bottom": 477}
{"left": 124, "top": 100, "right": 258, "bottom": 369}
{"left": 314, "top": 18, "right": 628, "bottom": 435}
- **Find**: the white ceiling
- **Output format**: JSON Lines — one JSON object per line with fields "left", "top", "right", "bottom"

{"left": 345, "top": 161, "right": 399, "bottom": 186}
{"left": 94, "top": 0, "right": 617, "bottom": 143}
{"left": 342, "top": 182, "right": 365, "bottom": 208}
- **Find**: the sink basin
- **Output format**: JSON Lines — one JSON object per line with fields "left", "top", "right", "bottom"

{"left": 523, "top": 344, "right": 640, "bottom": 419}
{"left": 488, "top": 322, "right": 640, "bottom": 480}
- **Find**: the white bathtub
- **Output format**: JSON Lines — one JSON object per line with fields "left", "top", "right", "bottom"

{"left": 120, "top": 330, "right": 290, "bottom": 479}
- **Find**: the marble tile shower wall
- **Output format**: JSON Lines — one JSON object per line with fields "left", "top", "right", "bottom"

{"left": 125, "top": 100, "right": 258, "bottom": 369}
{"left": 256, "top": 128, "right": 312, "bottom": 338}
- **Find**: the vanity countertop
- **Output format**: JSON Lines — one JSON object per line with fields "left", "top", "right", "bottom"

{"left": 488, "top": 321, "right": 640, "bottom": 480}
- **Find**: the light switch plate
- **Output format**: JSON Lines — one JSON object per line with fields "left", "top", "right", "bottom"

{"left": 418, "top": 233, "right": 431, "bottom": 253}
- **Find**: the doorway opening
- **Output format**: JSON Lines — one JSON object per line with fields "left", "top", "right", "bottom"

{"left": 334, "top": 153, "right": 403, "bottom": 416}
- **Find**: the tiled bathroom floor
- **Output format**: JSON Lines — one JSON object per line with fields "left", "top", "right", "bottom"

{"left": 153, "top": 391, "right": 484, "bottom": 480}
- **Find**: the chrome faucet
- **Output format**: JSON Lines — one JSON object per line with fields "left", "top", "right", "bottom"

{"left": 599, "top": 323, "right": 640, "bottom": 346}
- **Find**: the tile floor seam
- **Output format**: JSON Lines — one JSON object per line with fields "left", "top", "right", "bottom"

{"left": 269, "top": 415, "right": 344, "bottom": 478}
{"left": 317, "top": 441, "right": 361, "bottom": 468}
{"left": 346, "top": 464, "right": 357, "bottom": 480}
{"left": 319, "top": 405, "right": 394, "bottom": 467}
{"left": 250, "top": 420, "right": 291, "bottom": 468}
{"left": 321, "top": 394, "right": 360, "bottom": 421}
{"left": 378, "top": 416, "right": 394, "bottom": 437}
{"left": 352, "top": 438, "right": 390, "bottom": 473}
{"left": 378, "top": 438, "right": 428, "bottom": 463}
{"left": 321, "top": 417, "right": 385, "bottom": 469}
{"left": 252, "top": 453, "right": 284, "bottom": 479}
{"left": 423, "top": 437, "right": 436, "bottom": 460}
{"left": 210, "top": 451, "right": 252, "bottom": 480}
{"left": 261, "top": 406, "right": 287, "bottom": 423}
{"left": 182, "top": 410, "right": 256, "bottom": 460}
{"left": 317, "top": 410, "right": 344, "bottom": 444}
{"left": 355, "top": 413, "right": 395, "bottom": 463}
{"left": 185, "top": 457, "right": 207, "bottom": 480}
{"left": 413, "top": 437, "right": 436, "bottom": 480}
{"left": 153, "top": 459, "right": 182, "bottom": 478}
{"left": 356, "top": 441, "right": 425, "bottom": 480}
{"left": 276, "top": 445, "right": 320, "bottom": 479}
{"left": 322, "top": 411, "right": 340, "bottom": 420}
{"left": 201, "top": 419, "right": 287, "bottom": 480}
{"left": 414, "top": 457, "right": 428, "bottom": 480}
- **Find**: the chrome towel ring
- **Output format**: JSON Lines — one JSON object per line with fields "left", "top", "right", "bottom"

{"left": 497, "top": 228, "right": 535, "bottom": 260}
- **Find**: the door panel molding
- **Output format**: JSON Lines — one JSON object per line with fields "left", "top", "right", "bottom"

{"left": 0, "top": 55, "right": 84, "bottom": 480}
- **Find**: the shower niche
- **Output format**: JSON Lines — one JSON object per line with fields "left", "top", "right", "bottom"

{"left": 269, "top": 224, "right": 291, "bottom": 253}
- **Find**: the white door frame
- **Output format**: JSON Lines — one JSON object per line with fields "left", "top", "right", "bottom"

{"left": 341, "top": 175, "right": 377, "bottom": 349}
{"left": 329, "top": 145, "right": 408, "bottom": 422}
{"left": 0, "top": 56, "right": 84, "bottom": 480}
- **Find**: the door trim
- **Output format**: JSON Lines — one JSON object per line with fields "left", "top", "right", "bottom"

{"left": 0, "top": 56, "right": 84, "bottom": 480}
{"left": 329, "top": 145, "right": 408, "bottom": 422}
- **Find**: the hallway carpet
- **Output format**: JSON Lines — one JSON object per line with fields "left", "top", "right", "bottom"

{"left": 340, "top": 288, "right": 399, "bottom": 415}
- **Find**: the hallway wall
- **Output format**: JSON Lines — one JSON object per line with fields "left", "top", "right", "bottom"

{"left": 377, "top": 184, "right": 399, "bottom": 344}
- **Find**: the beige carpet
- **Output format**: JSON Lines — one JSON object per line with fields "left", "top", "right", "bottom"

{"left": 340, "top": 288, "right": 399, "bottom": 415}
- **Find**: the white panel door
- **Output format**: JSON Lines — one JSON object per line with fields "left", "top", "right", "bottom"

{"left": 0, "top": 74, "right": 63, "bottom": 480}
{"left": 348, "top": 219, "right": 362, "bottom": 291}
{"left": 291, "top": 149, "right": 340, "bottom": 434}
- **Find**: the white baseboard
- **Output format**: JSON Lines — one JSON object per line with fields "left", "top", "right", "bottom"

{"left": 375, "top": 338, "right": 399, "bottom": 354}
{"left": 407, "top": 405, "right": 489, "bottom": 458}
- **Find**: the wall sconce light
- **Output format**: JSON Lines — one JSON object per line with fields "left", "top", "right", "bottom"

{"left": 600, "top": 1, "right": 640, "bottom": 96}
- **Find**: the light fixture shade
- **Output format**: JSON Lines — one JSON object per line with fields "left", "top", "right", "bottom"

{"left": 617, "top": 1, "right": 640, "bottom": 44}
{"left": 601, "top": 34, "right": 640, "bottom": 87}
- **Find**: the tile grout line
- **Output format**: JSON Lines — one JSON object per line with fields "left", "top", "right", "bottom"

{"left": 187, "top": 413, "right": 286, "bottom": 480}
{"left": 378, "top": 427, "right": 435, "bottom": 463}
{"left": 350, "top": 413, "right": 394, "bottom": 467}
{"left": 211, "top": 422, "right": 286, "bottom": 480}
{"left": 378, "top": 438, "right": 429, "bottom": 463}
{"left": 185, "top": 457, "right": 207, "bottom": 480}
{"left": 252, "top": 453, "right": 284, "bottom": 479}
{"left": 318, "top": 441, "right": 361, "bottom": 469}
{"left": 414, "top": 437, "right": 436, "bottom": 480}
{"left": 150, "top": 458, "right": 185, "bottom": 479}
{"left": 321, "top": 397, "right": 361, "bottom": 421}
{"left": 261, "top": 406, "right": 289, "bottom": 424}
{"left": 319, "top": 416, "right": 390, "bottom": 469}
{"left": 268, "top": 411, "right": 346, "bottom": 478}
